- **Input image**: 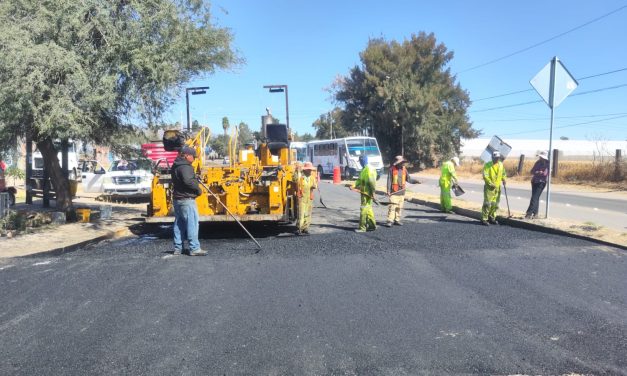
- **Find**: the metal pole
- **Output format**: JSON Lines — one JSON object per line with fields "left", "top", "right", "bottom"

{"left": 545, "top": 57, "right": 557, "bottom": 219}
{"left": 25, "top": 137, "right": 33, "bottom": 204}
{"left": 185, "top": 89, "right": 190, "bottom": 132}
{"left": 284, "top": 85, "right": 290, "bottom": 130}
{"left": 401, "top": 125, "right": 404, "bottom": 156}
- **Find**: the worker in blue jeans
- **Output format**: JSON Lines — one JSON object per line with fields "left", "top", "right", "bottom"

{"left": 171, "top": 146, "right": 206, "bottom": 256}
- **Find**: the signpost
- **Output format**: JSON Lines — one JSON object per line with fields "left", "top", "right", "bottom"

{"left": 530, "top": 57, "right": 578, "bottom": 218}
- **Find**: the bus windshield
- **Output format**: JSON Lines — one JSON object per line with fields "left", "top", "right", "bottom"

{"left": 346, "top": 138, "right": 379, "bottom": 157}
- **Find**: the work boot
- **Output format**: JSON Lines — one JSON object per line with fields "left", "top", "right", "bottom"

{"left": 480, "top": 220, "right": 490, "bottom": 226}
{"left": 394, "top": 221, "right": 403, "bottom": 226}
{"left": 385, "top": 222, "right": 393, "bottom": 227}
{"left": 172, "top": 249, "right": 182, "bottom": 255}
{"left": 355, "top": 229, "right": 367, "bottom": 233}
{"left": 190, "top": 249, "right": 207, "bottom": 256}
{"left": 488, "top": 218, "right": 499, "bottom": 225}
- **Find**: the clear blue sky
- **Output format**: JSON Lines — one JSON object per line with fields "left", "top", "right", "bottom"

{"left": 168, "top": 0, "right": 627, "bottom": 141}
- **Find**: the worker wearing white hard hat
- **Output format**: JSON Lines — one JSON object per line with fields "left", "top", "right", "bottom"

{"left": 481, "top": 151, "right": 507, "bottom": 225}
{"left": 439, "top": 156, "right": 460, "bottom": 213}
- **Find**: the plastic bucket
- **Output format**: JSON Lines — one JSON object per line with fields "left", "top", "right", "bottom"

{"left": 99, "top": 205, "right": 112, "bottom": 219}
{"left": 76, "top": 208, "right": 91, "bottom": 223}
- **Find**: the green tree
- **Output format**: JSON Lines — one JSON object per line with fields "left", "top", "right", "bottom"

{"left": 312, "top": 107, "right": 348, "bottom": 139}
{"left": 293, "top": 132, "right": 315, "bottom": 142}
{"left": 222, "top": 117, "right": 230, "bottom": 136}
{"left": 0, "top": 1, "right": 240, "bottom": 211}
{"left": 334, "top": 32, "right": 478, "bottom": 166}
{"left": 209, "top": 134, "right": 229, "bottom": 158}
{"left": 237, "top": 121, "right": 254, "bottom": 148}
{"left": 192, "top": 120, "right": 201, "bottom": 132}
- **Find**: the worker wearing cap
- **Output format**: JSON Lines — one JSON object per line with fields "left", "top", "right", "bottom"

{"left": 295, "top": 161, "right": 317, "bottom": 235}
{"left": 171, "top": 146, "right": 206, "bottom": 255}
{"left": 386, "top": 155, "right": 409, "bottom": 226}
{"left": 354, "top": 154, "right": 377, "bottom": 232}
{"left": 481, "top": 151, "right": 507, "bottom": 225}
{"left": 439, "top": 157, "right": 460, "bottom": 213}
{"left": 525, "top": 151, "right": 549, "bottom": 219}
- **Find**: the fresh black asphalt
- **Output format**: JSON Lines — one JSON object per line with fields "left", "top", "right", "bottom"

{"left": 0, "top": 182, "right": 625, "bottom": 375}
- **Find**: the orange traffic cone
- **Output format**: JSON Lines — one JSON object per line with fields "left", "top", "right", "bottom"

{"left": 333, "top": 166, "right": 341, "bottom": 184}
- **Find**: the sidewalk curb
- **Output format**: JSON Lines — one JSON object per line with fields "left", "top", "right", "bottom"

{"left": 18, "top": 226, "right": 132, "bottom": 258}
{"left": 403, "top": 194, "right": 627, "bottom": 251}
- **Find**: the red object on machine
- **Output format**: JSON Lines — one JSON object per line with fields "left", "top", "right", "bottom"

{"left": 141, "top": 142, "right": 178, "bottom": 166}
{"left": 333, "top": 166, "right": 341, "bottom": 184}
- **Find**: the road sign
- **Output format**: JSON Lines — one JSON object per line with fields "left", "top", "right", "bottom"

{"left": 480, "top": 135, "right": 512, "bottom": 163}
{"left": 530, "top": 59, "right": 578, "bottom": 109}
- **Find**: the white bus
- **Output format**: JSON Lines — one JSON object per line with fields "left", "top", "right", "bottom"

{"left": 289, "top": 141, "right": 308, "bottom": 163}
{"left": 308, "top": 137, "right": 383, "bottom": 180}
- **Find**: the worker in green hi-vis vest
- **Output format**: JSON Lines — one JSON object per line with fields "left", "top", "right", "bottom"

{"left": 353, "top": 155, "right": 377, "bottom": 233}
{"left": 439, "top": 156, "right": 460, "bottom": 213}
{"left": 481, "top": 151, "right": 507, "bottom": 226}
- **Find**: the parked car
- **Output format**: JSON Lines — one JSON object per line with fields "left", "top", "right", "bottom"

{"left": 102, "top": 159, "right": 153, "bottom": 198}
{"left": 81, "top": 159, "right": 153, "bottom": 198}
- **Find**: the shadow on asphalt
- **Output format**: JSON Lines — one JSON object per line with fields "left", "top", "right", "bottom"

{"left": 314, "top": 223, "right": 357, "bottom": 232}
{"left": 402, "top": 207, "right": 442, "bottom": 214}
{"left": 129, "top": 222, "right": 297, "bottom": 240}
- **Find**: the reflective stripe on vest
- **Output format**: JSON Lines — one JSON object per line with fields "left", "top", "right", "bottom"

{"left": 391, "top": 166, "right": 406, "bottom": 192}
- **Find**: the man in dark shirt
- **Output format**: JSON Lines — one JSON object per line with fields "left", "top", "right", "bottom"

{"left": 171, "top": 146, "right": 206, "bottom": 255}
{"left": 525, "top": 151, "right": 549, "bottom": 219}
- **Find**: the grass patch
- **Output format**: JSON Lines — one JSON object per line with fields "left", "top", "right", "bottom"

{"left": 420, "top": 158, "right": 626, "bottom": 189}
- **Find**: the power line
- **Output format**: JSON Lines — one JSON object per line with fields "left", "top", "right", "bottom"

{"left": 501, "top": 114, "right": 627, "bottom": 136}
{"left": 459, "top": 4, "right": 627, "bottom": 73}
{"left": 473, "top": 67, "right": 627, "bottom": 101}
{"left": 577, "top": 67, "right": 627, "bottom": 80}
{"left": 478, "top": 112, "right": 627, "bottom": 122}
{"left": 471, "top": 82, "right": 627, "bottom": 113}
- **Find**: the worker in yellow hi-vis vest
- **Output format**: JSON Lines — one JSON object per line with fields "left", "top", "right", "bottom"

{"left": 439, "top": 156, "right": 460, "bottom": 213}
{"left": 295, "top": 162, "right": 317, "bottom": 235}
{"left": 481, "top": 151, "right": 507, "bottom": 226}
{"left": 354, "top": 155, "right": 377, "bottom": 233}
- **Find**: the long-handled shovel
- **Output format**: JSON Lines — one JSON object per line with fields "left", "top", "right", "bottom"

{"left": 346, "top": 185, "right": 381, "bottom": 206}
{"left": 196, "top": 178, "right": 262, "bottom": 253}
{"left": 503, "top": 182, "right": 512, "bottom": 218}
{"left": 316, "top": 186, "right": 328, "bottom": 208}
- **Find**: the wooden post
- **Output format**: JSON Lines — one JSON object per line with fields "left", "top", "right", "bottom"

{"left": 616, "top": 149, "right": 623, "bottom": 181}
{"left": 551, "top": 149, "right": 559, "bottom": 178}
{"left": 517, "top": 154, "right": 525, "bottom": 175}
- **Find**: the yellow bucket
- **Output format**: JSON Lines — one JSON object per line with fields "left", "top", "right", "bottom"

{"left": 76, "top": 208, "right": 91, "bottom": 223}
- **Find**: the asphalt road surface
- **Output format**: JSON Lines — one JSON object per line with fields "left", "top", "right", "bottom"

{"left": 1, "top": 183, "right": 626, "bottom": 375}
{"left": 409, "top": 175, "right": 627, "bottom": 232}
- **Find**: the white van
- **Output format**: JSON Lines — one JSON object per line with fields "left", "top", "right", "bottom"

{"left": 32, "top": 140, "right": 80, "bottom": 181}
{"left": 308, "top": 137, "right": 383, "bottom": 179}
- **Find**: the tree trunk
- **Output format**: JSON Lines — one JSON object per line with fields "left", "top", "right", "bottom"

{"left": 37, "top": 138, "right": 73, "bottom": 212}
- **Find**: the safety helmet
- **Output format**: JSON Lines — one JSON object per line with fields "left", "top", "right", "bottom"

{"left": 492, "top": 151, "right": 501, "bottom": 159}
{"left": 359, "top": 155, "right": 368, "bottom": 167}
{"left": 452, "top": 157, "right": 460, "bottom": 166}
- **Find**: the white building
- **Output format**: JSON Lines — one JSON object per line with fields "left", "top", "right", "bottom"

{"left": 461, "top": 138, "right": 626, "bottom": 161}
